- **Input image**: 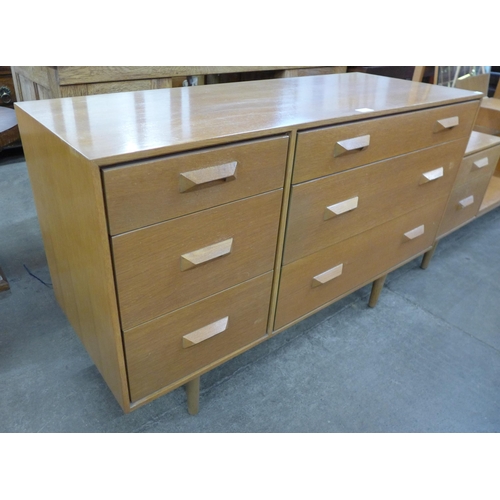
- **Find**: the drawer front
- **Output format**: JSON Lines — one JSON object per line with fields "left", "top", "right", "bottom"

{"left": 103, "top": 135, "right": 289, "bottom": 235}
{"left": 293, "top": 101, "right": 478, "bottom": 183}
{"left": 275, "top": 198, "right": 447, "bottom": 330}
{"left": 437, "top": 172, "right": 494, "bottom": 237}
{"left": 113, "top": 190, "right": 282, "bottom": 330}
{"left": 124, "top": 272, "right": 273, "bottom": 403}
{"left": 453, "top": 144, "right": 500, "bottom": 188}
{"left": 284, "top": 139, "right": 466, "bottom": 264}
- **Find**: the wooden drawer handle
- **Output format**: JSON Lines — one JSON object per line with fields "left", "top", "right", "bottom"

{"left": 404, "top": 225, "right": 425, "bottom": 241}
{"left": 434, "top": 116, "right": 459, "bottom": 132}
{"left": 324, "top": 196, "right": 359, "bottom": 220}
{"left": 458, "top": 195, "right": 474, "bottom": 209}
{"left": 473, "top": 157, "right": 489, "bottom": 170}
{"left": 181, "top": 238, "right": 233, "bottom": 271}
{"left": 333, "top": 135, "right": 370, "bottom": 157}
{"left": 312, "top": 263, "right": 343, "bottom": 288}
{"left": 419, "top": 167, "right": 444, "bottom": 185}
{"left": 179, "top": 161, "right": 237, "bottom": 193}
{"left": 183, "top": 317, "right": 229, "bottom": 348}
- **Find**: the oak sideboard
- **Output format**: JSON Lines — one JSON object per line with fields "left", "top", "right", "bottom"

{"left": 15, "top": 73, "right": 481, "bottom": 413}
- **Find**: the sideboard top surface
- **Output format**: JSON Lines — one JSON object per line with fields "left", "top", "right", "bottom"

{"left": 15, "top": 73, "right": 481, "bottom": 166}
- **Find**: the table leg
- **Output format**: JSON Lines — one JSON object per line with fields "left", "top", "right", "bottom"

{"left": 185, "top": 377, "right": 200, "bottom": 415}
{"left": 368, "top": 274, "right": 387, "bottom": 308}
{"left": 420, "top": 242, "right": 438, "bottom": 270}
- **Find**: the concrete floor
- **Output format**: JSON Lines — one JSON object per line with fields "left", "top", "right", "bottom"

{"left": 1, "top": 148, "right": 500, "bottom": 433}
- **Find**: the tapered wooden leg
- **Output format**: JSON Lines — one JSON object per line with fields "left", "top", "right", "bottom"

{"left": 185, "top": 377, "right": 200, "bottom": 415}
{"left": 420, "top": 242, "right": 438, "bottom": 270}
{"left": 368, "top": 274, "right": 387, "bottom": 308}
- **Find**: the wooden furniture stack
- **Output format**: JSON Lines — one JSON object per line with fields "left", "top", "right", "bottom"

{"left": 11, "top": 66, "right": 346, "bottom": 101}
{"left": 15, "top": 73, "right": 480, "bottom": 413}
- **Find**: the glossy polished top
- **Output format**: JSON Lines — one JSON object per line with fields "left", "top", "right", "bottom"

{"left": 15, "top": 73, "right": 481, "bottom": 166}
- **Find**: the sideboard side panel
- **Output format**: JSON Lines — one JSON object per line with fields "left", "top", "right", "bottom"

{"left": 16, "top": 108, "right": 130, "bottom": 411}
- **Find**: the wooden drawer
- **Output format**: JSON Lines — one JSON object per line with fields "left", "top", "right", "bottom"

{"left": 437, "top": 171, "right": 494, "bottom": 238}
{"left": 293, "top": 101, "right": 478, "bottom": 183}
{"left": 284, "top": 139, "right": 466, "bottom": 264}
{"left": 113, "top": 190, "right": 282, "bottom": 330}
{"left": 453, "top": 143, "right": 500, "bottom": 189}
{"left": 124, "top": 272, "right": 273, "bottom": 403}
{"left": 103, "top": 135, "right": 289, "bottom": 235}
{"left": 275, "top": 198, "right": 447, "bottom": 330}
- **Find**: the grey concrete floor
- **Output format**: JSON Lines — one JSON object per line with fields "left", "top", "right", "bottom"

{"left": 1, "top": 148, "right": 499, "bottom": 433}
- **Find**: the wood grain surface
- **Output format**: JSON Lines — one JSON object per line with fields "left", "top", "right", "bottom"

{"left": 113, "top": 190, "right": 283, "bottom": 330}
{"left": 15, "top": 73, "right": 481, "bottom": 166}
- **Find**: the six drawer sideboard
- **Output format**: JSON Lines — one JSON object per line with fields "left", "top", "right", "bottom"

{"left": 15, "top": 73, "right": 481, "bottom": 413}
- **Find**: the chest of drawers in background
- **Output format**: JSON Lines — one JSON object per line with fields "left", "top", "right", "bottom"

{"left": 437, "top": 131, "right": 500, "bottom": 238}
{"left": 15, "top": 73, "right": 481, "bottom": 413}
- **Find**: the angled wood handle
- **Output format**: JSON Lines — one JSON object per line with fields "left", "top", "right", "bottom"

{"left": 404, "top": 225, "right": 425, "bottom": 241}
{"left": 181, "top": 238, "right": 233, "bottom": 271}
{"left": 179, "top": 161, "right": 237, "bottom": 192}
{"left": 183, "top": 317, "right": 229, "bottom": 348}
{"left": 324, "top": 196, "right": 359, "bottom": 220}
{"left": 473, "top": 157, "right": 489, "bottom": 170}
{"left": 458, "top": 195, "right": 474, "bottom": 209}
{"left": 334, "top": 135, "right": 370, "bottom": 157}
{"left": 419, "top": 166, "right": 444, "bottom": 185}
{"left": 434, "top": 116, "right": 459, "bottom": 132}
{"left": 312, "top": 263, "right": 343, "bottom": 288}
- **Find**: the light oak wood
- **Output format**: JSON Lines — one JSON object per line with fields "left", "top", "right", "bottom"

{"left": 180, "top": 238, "right": 233, "bottom": 271}
{"left": 15, "top": 107, "right": 130, "bottom": 411}
{"left": 283, "top": 139, "right": 466, "bottom": 264}
{"left": 368, "top": 275, "right": 387, "bottom": 307}
{"left": 312, "top": 264, "right": 343, "bottom": 288}
{"left": 404, "top": 225, "right": 425, "bottom": 240}
{"left": 113, "top": 191, "right": 282, "bottom": 330}
{"left": 15, "top": 73, "right": 481, "bottom": 412}
{"left": 420, "top": 242, "right": 438, "bottom": 270}
{"left": 185, "top": 377, "right": 200, "bottom": 416}
{"left": 182, "top": 317, "right": 229, "bottom": 348}
{"left": 293, "top": 101, "right": 477, "bottom": 183}
{"left": 479, "top": 174, "right": 500, "bottom": 215}
{"left": 333, "top": 134, "right": 370, "bottom": 157}
{"left": 124, "top": 273, "right": 272, "bottom": 402}
{"left": 458, "top": 195, "right": 475, "bottom": 209}
{"left": 103, "top": 136, "right": 288, "bottom": 235}
{"left": 324, "top": 197, "right": 359, "bottom": 220}
{"left": 472, "top": 157, "right": 490, "bottom": 170}
{"left": 15, "top": 73, "right": 480, "bottom": 167}
{"left": 275, "top": 198, "right": 447, "bottom": 330}
{"left": 435, "top": 116, "right": 459, "bottom": 131}
{"left": 11, "top": 66, "right": 347, "bottom": 100}
{"left": 179, "top": 161, "right": 237, "bottom": 193}
{"left": 437, "top": 170, "right": 494, "bottom": 237}
{"left": 453, "top": 141, "right": 500, "bottom": 188}
{"left": 420, "top": 167, "right": 444, "bottom": 184}
{"left": 465, "top": 131, "right": 500, "bottom": 155}
{"left": 474, "top": 97, "right": 500, "bottom": 136}
{"left": 266, "top": 131, "right": 297, "bottom": 334}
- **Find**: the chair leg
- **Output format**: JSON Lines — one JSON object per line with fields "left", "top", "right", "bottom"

{"left": 368, "top": 274, "right": 387, "bottom": 308}
{"left": 421, "top": 242, "right": 438, "bottom": 270}
{"left": 185, "top": 377, "right": 200, "bottom": 415}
